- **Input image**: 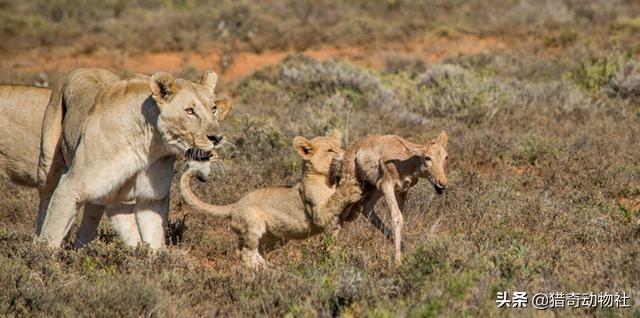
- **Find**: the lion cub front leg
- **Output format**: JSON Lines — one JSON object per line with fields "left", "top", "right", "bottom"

{"left": 234, "top": 213, "right": 268, "bottom": 269}
{"left": 313, "top": 177, "right": 363, "bottom": 230}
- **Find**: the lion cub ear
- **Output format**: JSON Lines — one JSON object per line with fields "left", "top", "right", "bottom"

{"left": 150, "top": 72, "right": 179, "bottom": 104}
{"left": 435, "top": 130, "right": 448, "bottom": 149}
{"left": 214, "top": 97, "right": 232, "bottom": 121}
{"left": 328, "top": 130, "right": 343, "bottom": 144}
{"left": 201, "top": 70, "right": 218, "bottom": 96}
{"left": 293, "top": 136, "right": 314, "bottom": 160}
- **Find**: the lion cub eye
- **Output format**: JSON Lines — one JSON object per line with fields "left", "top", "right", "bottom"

{"left": 185, "top": 108, "right": 195, "bottom": 115}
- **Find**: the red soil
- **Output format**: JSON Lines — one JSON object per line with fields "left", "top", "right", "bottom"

{"left": 2, "top": 34, "right": 510, "bottom": 83}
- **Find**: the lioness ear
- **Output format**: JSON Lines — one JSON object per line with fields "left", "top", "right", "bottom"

{"left": 328, "top": 130, "right": 342, "bottom": 144}
{"left": 214, "top": 97, "right": 232, "bottom": 121}
{"left": 150, "top": 72, "right": 179, "bottom": 104}
{"left": 293, "top": 136, "right": 314, "bottom": 160}
{"left": 201, "top": 70, "right": 218, "bottom": 96}
{"left": 436, "top": 130, "right": 448, "bottom": 149}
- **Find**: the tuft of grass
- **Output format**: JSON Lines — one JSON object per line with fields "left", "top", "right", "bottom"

{"left": 510, "top": 135, "right": 559, "bottom": 165}
{"left": 543, "top": 28, "right": 578, "bottom": 48}
{"left": 612, "top": 16, "right": 640, "bottom": 32}
{"left": 566, "top": 49, "right": 629, "bottom": 94}
{"left": 606, "top": 60, "right": 640, "bottom": 100}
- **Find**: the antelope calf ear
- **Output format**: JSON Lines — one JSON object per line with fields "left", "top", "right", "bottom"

{"left": 214, "top": 97, "right": 232, "bottom": 121}
{"left": 150, "top": 72, "right": 179, "bottom": 105}
{"left": 436, "top": 130, "right": 448, "bottom": 149}
{"left": 293, "top": 136, "right": 314, "bottom": 160}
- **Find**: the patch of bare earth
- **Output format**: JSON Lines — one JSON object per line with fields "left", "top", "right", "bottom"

{"left": 3, "top": 34, "right": 510, "bottom": 83}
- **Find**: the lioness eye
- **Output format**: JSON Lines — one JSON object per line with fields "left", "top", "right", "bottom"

{"left": 424, "top": 156, "right": 432, "bottom": 161}
{"left": 185, "top": 108, "right": 195, "bottom": 115}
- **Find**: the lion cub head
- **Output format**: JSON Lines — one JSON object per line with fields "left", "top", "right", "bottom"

{"left": 293, "top": 131, "right": 344, "bottom": 177}
{"left": 149, "top": 70, "right": 232, "bottom": 177}
{"left": 416, "top": 130, "right": 448, "bottom": 194}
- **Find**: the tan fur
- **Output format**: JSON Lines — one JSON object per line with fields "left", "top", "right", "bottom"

{"left": 338, "top": 131, "right": 449, "bottom": 266}
{"left": 0, "top": 85, "right": 51, "bottom": 187}
{"left": 179, "top": 131, "right": 363, "bottom": 268}
{"left": 37, "top": 68, "right": 232, "bottom": 248}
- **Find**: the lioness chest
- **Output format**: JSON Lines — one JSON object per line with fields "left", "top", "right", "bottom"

{"left": 90, "top": 157, "right": 175, "bottom": 206}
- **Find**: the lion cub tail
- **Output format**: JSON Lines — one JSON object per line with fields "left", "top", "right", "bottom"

{"left": 179, "top": 168, "right": 232, "bottom": 219}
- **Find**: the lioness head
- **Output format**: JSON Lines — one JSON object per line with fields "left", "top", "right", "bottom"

{"left": 293, "top": 130, "right": 344, "bottom": 177}
{"left": 149, "top": 70, "right": 232, "bottom": 177}
{"left": 418, "top": 130, "right": 448, "bottom": 194}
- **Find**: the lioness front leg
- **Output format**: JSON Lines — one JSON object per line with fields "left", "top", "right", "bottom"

{"left": 35, "top": 158, "right": 66, "bottom": 236}
{"left": 313, "top": 177, "right": 363, "bottom": 230}
{"left": 74, "top": 203, "right": 105, "bottom": 248}
{"left": 39, "top": 173, "right": 86, "bottom": 247}
{"left": 135, "top": 196, "right": 169, "bottom": 249}
{"left": 107, "top": 203, "right": 142, "bottom": 247}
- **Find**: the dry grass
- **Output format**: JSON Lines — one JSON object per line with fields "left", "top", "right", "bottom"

{"left": 1, "top": 1, "right": 640, "bottom": 317}
{"left": 1, "top": 0, "right": 639, "bottom": 56}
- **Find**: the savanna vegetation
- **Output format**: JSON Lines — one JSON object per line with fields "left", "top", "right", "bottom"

{"left": 0, "top": 0, "right": 639, "bottom": 316}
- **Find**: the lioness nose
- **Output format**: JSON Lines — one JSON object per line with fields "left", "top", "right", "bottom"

{"left": 208, "top": 134, "right": 223, "bottom": 145}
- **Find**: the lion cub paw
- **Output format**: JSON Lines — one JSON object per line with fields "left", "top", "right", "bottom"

{"left": 339, "top": 177, "right": 363, "bottom": 202}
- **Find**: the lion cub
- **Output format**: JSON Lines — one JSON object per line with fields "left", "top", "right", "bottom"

{"left": 180, "top": 131, "right": 362, "bottom": 268}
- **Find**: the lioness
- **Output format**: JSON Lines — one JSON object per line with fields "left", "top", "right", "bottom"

{"left": 0, "top": 84, "right": 144, "bottom": 245}
{"left": 338, "top": 131, "right": 448, "bottom": 265}
{"left": 0, "top": 85, "right": 50, "bottom": 186}
{"left": 179, "top": 131, "right": 363, "bottom": 268}
{"left": 37, "top": 68, "right": 231, "bottom": 249}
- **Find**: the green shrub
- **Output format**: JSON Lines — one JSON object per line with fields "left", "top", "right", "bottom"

{"left": 567, "top": 49, "right": 628, "bottom": 93}
{"left": 415, "top": 64, "right": 509, "bottom": 124}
